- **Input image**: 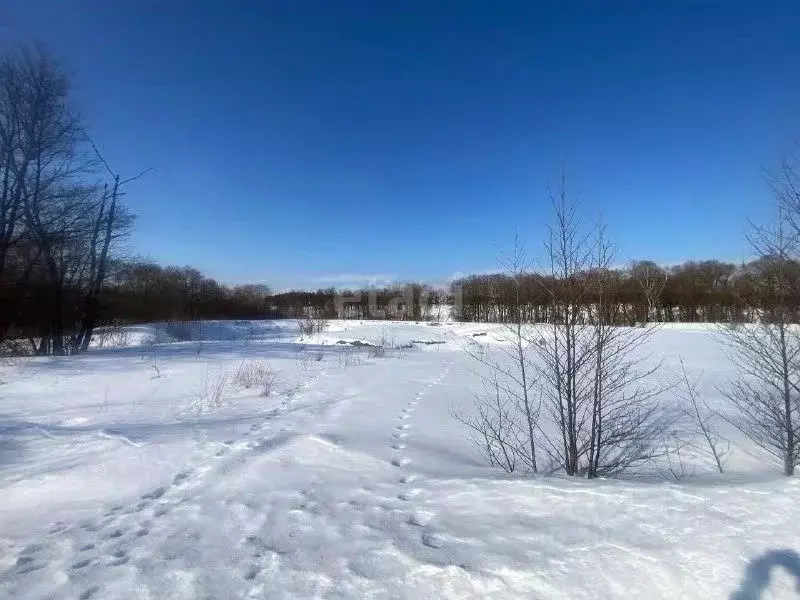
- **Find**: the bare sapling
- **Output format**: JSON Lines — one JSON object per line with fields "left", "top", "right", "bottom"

{"left": 452, "top": 372, "right": 526, "bottom": 473}
{"left": 460, "top": 234, "right": 541, "bottom": 472}
{"left": 721, "top": 196, "right": 800, "bottom": 476}
{"left": 674, "top": 358, "right": 729, "bottom": 473}
{"left": 532, "top": 174, "right": 670, "bottom": 477}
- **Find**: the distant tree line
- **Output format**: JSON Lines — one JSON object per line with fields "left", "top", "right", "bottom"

{"left": 269, "top": 284, "right": 450, "bottom": 321}
{"left": 95, "top": 267, "right": 449, "bottom": 324}
{"left": 101, "top": 261, "right": 273, "bottom": 323}
{"left": 7, "top": 250, "right": 800, "bottom": 353}
{"left": 452, "top": 257, "right": 800, "bottom": 325}
{"left": 48, "top": 254, "right": 796, "bottom": 332}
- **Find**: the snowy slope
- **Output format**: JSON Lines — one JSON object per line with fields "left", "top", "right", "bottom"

{"left": 0, "top": 321, "right": 798, "bottom": 599}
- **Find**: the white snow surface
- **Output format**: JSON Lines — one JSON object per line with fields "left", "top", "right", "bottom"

{"left": 0, "top": 320, "right": 798, "bottom": 599}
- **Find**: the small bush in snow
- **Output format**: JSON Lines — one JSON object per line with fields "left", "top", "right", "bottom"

{"left": 193, "top": 368, "right": 231, "bottom": 413}
{"left": 662, "top": 433, "right": 695, "bottom": 481}
{"left": 0, "top": 339, "right": 32, "bottom": 357}
{"left": 298, "top": 317, "right": 328, "bottom": 336}
{"left": 367, "top": 344, "right": 387, "bottom": 359}
{"left": 337, "top": 347, "right": 363, "bottom": 368}
{"left": 366, "top": 329, "right": 398, "bottom": 359}
{"left": 94, "top": 323, "right": 131, "bottom": 348}
{"left": 232, "top": 360, "right": 277, "bottom": 397}
{"left": 673, "top": 359, "right": 730, "bottom": 474}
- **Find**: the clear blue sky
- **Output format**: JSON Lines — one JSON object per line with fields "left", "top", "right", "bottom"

{"left": 3, "top": 1, "right": 799, "bottom": 289}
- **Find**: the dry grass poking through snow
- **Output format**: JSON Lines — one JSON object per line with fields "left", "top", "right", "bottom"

{"left": 191, "top": 360, "right": 278, "bottom": 414}
{"left": 298, "top": 317, "right": 329, "bottom": 336}
{"left": 232, "top": 359, "right": 278, "bottom": 397}
{"left": 192, "top": 368, "right": 232, "bottom": 413}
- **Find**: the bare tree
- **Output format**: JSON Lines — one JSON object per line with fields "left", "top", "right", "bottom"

{"left": 453, "top": 173, "right": 670, "bottom": 477}
{"left": 0, "top": 45, "right": 86, "bottom": 348}
{"left": 722, "top": 199, "right": 800, "bottom": 475}
{"left": 71, "top": 140, "right": 142, "bottom": 352}
{"left": 630, "top": 260, "right": 668, "bottom": 323}
{"left": 583, "top": 223, "right": 668, "bottom": 477}
{"left": 0, "top": 45, "right": 140, "bottom": 354}
{"left": 771, "top": 153, "right": 800, "bottom": 242}
{"left": 533, "top": 174, "right": 593, "bottom": 475}
{"left": 452, "top": 372, "right": 523, "bottom": 473}
{"left": 533, "top": 174, "right": 670, "bottom": 477}
{"left": 496, "top": 233, "right": 539, "bottom": 472}
{"left": 674, "top": 358, "right": 729, "bottom": 473}
{"left": 456, "top": 234, "right": 540, "bottom": 473}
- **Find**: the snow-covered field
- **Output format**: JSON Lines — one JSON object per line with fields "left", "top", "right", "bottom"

{"left": 1, "top": 320, "right": 798, "bottom": 599}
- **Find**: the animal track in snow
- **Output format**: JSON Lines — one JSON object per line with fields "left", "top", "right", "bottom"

{"left": 107, "top": 549, "right": 129, "bottom": 566}
{"left": 71, "top": 558, "right": 92, "bottom": 570}
{"left": 421, "top": 529, "right": 446, "bottom": 548}
{"left": 15, "top": 556, "right": 34, "bottom": 567}
{"left": 172, "top": 470, "right": 192, "bottom": 485}
{"left": 48, "top": 522, "right": 69, "bottom": 535}
{"left": 408, "top": 510, "right": 434, "bottom": 526}
{"left": 398, "top": 488, "right": 422, "bottom": 501}
{"left": 6, "top": 358, "right": 339, "bottom": 599}
{"left": 79, "top": 586, "right": 100, "bottom": 600}
{"left": 389, "top": 357, "right": 457, "bottom": 550}
{"left": 141, "top": 486, "right": 167, "bottom": 500}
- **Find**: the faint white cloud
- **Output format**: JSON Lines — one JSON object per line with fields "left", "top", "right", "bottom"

{"left": 448, "top": 268, "right": 503, "bottom": 281}
{"left": 310, "top": 273, "right": 397, "bottom": 288}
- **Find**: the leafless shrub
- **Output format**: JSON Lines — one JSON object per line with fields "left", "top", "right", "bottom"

{"left": 662, "top": 432, "right": 694, "bottom": 481}
{"left": 297, "top": 348, "right": 325, "bottom": 372}
{"left": 630, "top": 261, "right": 668, "bottom": 324}
{"left": 460, "top": 177, "right": 672, "bottom": 479}
{"left": 367, "top": 344, "right": 387, "bottom": 359}
{"left": 460, "top": 234, "right": 541, "bottom": 473}
{"left": 232, "top": 359, "right": 277, "bottom": 397}
{"left": 261, "top": 374, "right": 278, "bottom": 398}
{"left": 534, "top": 183, "right": 671, "bottom": 478}
{"left": 720, "top": 199, "right": 800, "bottom": 475}
{"left": 0, "top": 352, "right": 32, "bottom": 384}
{"left": 366, "top": 329, "right": 399, "bottom": 359}
{"left": 193, "top": 368, "right": 231, "bottom": 412}
{"left": 452, "top": 373, "right": 529, "bottom": 473}
{"left": 94, "top": 323, "right": 131, "bottom": 348}
{"left": 337, "top": 347, "right": 363, "bottom": 368}
{"left": 674, "top": 359, "right": 730, "bottom": 473}
{"left": 284, "top": 383, "right": 301, "bottom": 404}
{"left": 139, "top": 338, "right": 162, "bottom": 378}
{"left": 298, "top": 316, "right": 329, "bottom": 336}
{"left": 0, "top": 339, "right": 33, "bottom": 358}
{"left": 381, "top": 329, "right": 396, "bottom": 349}
{"left": 722, "top": 321, "right": 800, "bottom": 475}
